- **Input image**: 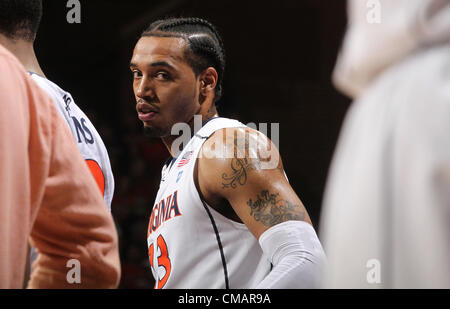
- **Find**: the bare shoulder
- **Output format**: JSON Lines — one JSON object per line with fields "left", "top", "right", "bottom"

{"left": 198, "top": 126, "right": 284, "bottom": 189}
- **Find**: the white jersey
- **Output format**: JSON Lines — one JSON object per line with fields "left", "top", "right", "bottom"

{"left": 30, "top": 73, "right": 114, "bottom": 210}
{"left": 147, "top": 117, "right": 271, "bottom": 289}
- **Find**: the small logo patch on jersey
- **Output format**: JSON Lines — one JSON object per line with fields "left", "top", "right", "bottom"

{"left": 177, "top": 151, "right": 193, "bottom": 167}
{"left": 176, "top": 171, "right": 183, "bottom": 183}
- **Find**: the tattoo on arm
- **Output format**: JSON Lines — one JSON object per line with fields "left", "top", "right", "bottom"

{"left": 221, "top": 136, "right": 260, "bottom": 189}
{"left": 220, "top": 133, "right": 284, "bottom": 189}
{"left": 221, "top": 157, "right": 259, "bottom": 189}
{"left": 246, "top": 190, "right": 305, "bottom": 227}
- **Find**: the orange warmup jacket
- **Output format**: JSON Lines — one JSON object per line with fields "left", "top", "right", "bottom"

{"left": 0, "top": 44, "right": 120, "bottom": 288}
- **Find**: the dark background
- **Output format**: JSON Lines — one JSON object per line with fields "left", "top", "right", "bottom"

{"left": 36, "top": 0, "right": 350, "bottom": 288}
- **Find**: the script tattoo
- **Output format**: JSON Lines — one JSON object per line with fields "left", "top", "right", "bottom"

{"left": 221, "top": 136, "right": 261, "bottom": 189}
{"left": 221, "top": 157, "right": 259, "bottom": 189}
{"left": 246, "top": 190, "right": 305, "bottom": 226}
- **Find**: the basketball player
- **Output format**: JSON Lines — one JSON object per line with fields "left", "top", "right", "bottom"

{"left": 0, "top": 43, "right": 120, "bottom": 288}
{"left": 0, "top": 0, "right": 114, "bottom": 210}
{"left": 320, "top": 0, "right": 450, "bottom": 288}
{"left": 130, "top": 17, "right": 326, "bottom": 288}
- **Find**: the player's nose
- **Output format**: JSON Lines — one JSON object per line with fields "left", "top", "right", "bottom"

{"left": 135, "top": 76, "right": 156, "bottom": 100}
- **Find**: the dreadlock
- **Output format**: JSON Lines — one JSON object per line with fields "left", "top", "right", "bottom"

{"left": 141, "top": 17, "right": 226, "bottom": 103}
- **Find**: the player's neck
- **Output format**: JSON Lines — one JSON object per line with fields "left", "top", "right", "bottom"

{"left": 0, "top": 35, "right": 46, "bottom": 78}
{"left": 161, "top": 109, "right": 219, "bottom": 158}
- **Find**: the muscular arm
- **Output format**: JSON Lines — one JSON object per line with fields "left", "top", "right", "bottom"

{"left": 198, "top": 127, "right": 310, "bottom": 237}
{"left": 197, "top": 127, "right": 325, "bottom": 288}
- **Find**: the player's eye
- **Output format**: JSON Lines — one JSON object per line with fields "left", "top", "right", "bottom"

{"left": 155, "top": 71, "right": 170, "bottom": 81}
{"left": 132, "top": 70, "right": 142, "bottom": 79}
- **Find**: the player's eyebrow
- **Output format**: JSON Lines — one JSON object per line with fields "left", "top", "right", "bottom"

{"left": 149, "top": 61, "right": 176, "bottom": 71}
{"left": 129, "top": 61, "right": 176, "bottom": 71}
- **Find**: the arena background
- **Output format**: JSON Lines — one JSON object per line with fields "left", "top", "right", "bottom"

{"left": 36, "top": 0, "right": 350, "bottom": 288}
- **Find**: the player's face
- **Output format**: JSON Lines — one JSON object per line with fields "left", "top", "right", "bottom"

{"left": 130, "top": 36, "right": 201, "bottom": 138}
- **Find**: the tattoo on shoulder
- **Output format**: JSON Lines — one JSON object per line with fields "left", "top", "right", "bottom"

{"left": 221, "top": 135, "right": 260, "bottom": 189}
{"left": 246, "top": 190, "right": 305, "bottom": 227}
{"left": 221, "top": 157, "right": 259, "bottom": 189}
{"left": 220, "top": 132, "right": 283, "bottom": 189}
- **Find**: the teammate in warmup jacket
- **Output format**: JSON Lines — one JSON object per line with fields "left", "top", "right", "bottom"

{"left": 0, "top": 0, "right": 117, "bottom": 286}
{"left": 0, "top": 43, "right": 120, "bottom": 289}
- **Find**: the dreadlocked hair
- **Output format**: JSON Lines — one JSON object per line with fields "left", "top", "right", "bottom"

{"left": 141, "top": 17, "right": 226, "bottom": 104}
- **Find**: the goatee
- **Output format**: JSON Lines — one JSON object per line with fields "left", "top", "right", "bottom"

{"left": 143, "top": 125, "right": 166, "bottom": 138}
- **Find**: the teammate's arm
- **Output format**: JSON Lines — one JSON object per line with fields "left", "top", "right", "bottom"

{"left": 197, "top": 127, "right": 326, "bottom": 288}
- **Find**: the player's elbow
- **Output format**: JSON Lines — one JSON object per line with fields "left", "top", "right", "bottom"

{"left": 83, "top": 240, "right": 121, "bottom": 288}
{"left": 256, "top": 220, "right": 327, "bottom": 289}
{"left": 72, "top": 230, "right": 122, "bottom": 288}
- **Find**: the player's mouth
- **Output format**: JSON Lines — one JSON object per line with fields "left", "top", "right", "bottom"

{"left": 138, "top": 111, "right": 156, "bottom": 121}
{"left": 137, "top": 102, "right": 158, "bottom": 121}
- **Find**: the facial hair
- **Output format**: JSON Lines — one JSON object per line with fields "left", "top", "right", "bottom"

{"left": 143, "top": 125, "right": 168, "bottom": 138}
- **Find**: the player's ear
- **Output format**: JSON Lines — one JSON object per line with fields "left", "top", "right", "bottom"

{"left": 199, "top": 67, "right": 218, "bottom": 102}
